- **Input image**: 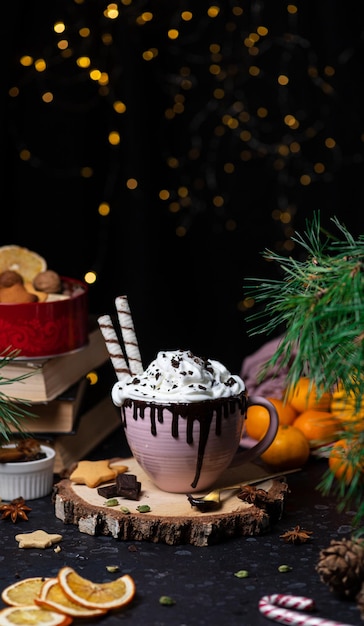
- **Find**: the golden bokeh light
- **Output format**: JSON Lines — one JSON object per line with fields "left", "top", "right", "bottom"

{"left": 84, "top": 271, "right": 97, "bottom": 284}
{"left": 8, "top": 0, "right": 356, "bottom": 288}
{"left": 126, "top": 178, "right": 138, "bottom": 189}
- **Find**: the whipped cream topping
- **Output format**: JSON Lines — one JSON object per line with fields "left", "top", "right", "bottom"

{"left": 112, "top": 349, "right": 246, "bottom": 405}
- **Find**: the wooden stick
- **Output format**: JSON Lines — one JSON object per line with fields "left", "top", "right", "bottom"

{"left": 115, "top": 295, "right": 143, "bottom": 375}
{"left": 97, "top": 314, "right": 130, "bottom": 381}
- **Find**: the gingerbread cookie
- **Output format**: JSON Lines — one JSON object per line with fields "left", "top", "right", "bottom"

{"left": 15, "top": 529, "right": 63, "bottom": 549}
{"left": 0, "top": 270, "right": 38, "bottom": 303}
{"left": 69, "top": 459, "right": 128, "bottom": 489}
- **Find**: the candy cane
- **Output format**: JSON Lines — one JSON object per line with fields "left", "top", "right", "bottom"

{"left": 115, "top": 295, "right": 143, "bottom": 376}
{"left": 259, "top": 594, "right": 355, "bottom": 626}
{"left": 97, "top": 314, "right": 131, "bottom": 381}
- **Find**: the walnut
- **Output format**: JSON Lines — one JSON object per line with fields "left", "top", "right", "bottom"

{"left": 33, "top": 270, "right": 62, "bottom": 293}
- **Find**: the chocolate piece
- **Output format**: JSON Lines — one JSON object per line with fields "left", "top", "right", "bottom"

{"left": 116, "top": 473, "right": 141, "bottom": 500}
{"left": 97, "top": 484, "right": 118, "bottom": 499}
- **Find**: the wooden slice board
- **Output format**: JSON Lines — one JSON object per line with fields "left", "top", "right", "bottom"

{"left": 53, "top": 457, "right": 291, "bottom": 546}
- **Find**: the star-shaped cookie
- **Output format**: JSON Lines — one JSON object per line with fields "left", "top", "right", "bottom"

{"left": 15, "top": 529, "right": 63, "bottom": 549}
{"left": 69, "top": 459, "right": 128, "bottom": 488}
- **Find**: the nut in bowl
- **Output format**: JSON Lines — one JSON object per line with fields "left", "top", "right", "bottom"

{"left": 99, "top": 296, "right": 279, "bottom": 494}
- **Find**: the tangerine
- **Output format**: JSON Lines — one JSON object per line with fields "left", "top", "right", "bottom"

{"left": 330, "top": 388, "right": 364, "bottom": 433}
{"left": 269, "top": 397, "right": 298, "bottom": 425}
{"left": 245, "top": 397, "right": 297, "bottom": 441}
{"left": 260, "top": 424, "right": 310, "bottom": 470}
{"left": 293, "top": 410, "right": 341, "bottom": 448}
{"left": 328, "top": 438, "right": 364, "bottom": 484}
{"left": 286, "top": 377, "right": 331, "bottom": 413}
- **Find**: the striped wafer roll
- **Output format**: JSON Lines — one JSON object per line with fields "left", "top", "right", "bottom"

{"left": 115, "top": 295, "right": 143, "bottom": 376}
{"left": 97, "top": 314, "right": 131, "bottom": 381}
{"left": 258, "top": 594, "right": 354, "bottom": 626}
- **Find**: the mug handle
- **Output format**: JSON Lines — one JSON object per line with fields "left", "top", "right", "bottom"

{"left": 230, "top": 395, "right": 279, "bottom": 467}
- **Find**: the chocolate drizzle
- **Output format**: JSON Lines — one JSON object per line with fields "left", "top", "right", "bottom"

{"left": 122, "top": 394, "right": 247, "bottom": 489}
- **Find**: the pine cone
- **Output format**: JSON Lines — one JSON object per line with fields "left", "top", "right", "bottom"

{"left": 316, "top": 538, "right": 364, "bottom": 599}
{"left": 357, "top": 581, "right": 364, "bottom": 621}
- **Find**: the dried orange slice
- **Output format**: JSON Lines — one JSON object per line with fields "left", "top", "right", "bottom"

{"left": 1, "top": 577, "right": 50, "bottom": 607}
{"left": 0, "top": 245, "right": 47, "bottom": 283}
{"left": 0, "top": 605, "right": 72, "bottom": 626}
{"left": 58, "top": 566, "right": 136, "bottom": 611}
{"left": 35, "top": 578, "right": 107, "bottom": 618}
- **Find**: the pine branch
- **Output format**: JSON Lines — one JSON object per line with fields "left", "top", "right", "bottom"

{"left": 0, "top": 348, "right": 37, "bottom": 443}
{"left": 245, "top": 214, "right": 364, "bottom": 404}
{"left": 245, "top": 212, "right": 364, "bottom": 529}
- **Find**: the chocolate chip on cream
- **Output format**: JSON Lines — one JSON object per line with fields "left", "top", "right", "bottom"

{"left": 112, "top": 349, "right": 245, "bottom": 405}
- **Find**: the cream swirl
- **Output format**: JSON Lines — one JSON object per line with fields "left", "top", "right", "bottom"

{"left": 112, "top": 349, "right": 245, "bottom": 405}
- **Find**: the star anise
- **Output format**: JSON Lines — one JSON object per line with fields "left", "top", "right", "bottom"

{"left": 0, "top": 497, "right": 32, "bottom": 522}
{"left": 236, "top": 485, "right": 268, "bottom": 504}
{"left": 280, "top": 524, "right": 313, "bottom": 544}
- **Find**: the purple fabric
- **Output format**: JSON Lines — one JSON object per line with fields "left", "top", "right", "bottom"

{"left": 240, "top": 335, "right": 294, "bottom": 398}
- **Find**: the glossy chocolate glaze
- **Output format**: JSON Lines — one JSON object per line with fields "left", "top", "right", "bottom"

{"left": 122, "top": 394, "right": 247, "bottom": 488}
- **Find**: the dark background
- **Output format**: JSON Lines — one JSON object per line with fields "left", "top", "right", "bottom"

{"left": 3, "top": 0, "right": 364, "bottom": 375}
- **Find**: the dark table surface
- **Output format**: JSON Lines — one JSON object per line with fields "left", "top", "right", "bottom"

{"left": 0, "top": 427, "right": 362, "bottom": 626}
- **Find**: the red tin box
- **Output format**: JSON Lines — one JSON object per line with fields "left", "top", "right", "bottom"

{"left": 0, "top": 277, "right": 88, "bottom": 359}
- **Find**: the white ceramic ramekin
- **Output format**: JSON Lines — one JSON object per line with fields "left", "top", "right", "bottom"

{"left": 0, "top": 444, "right": 55, "bottom": 501}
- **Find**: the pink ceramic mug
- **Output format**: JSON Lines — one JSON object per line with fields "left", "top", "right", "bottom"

{"left": 121, "top": 394, "right": 278, "bottom": 493}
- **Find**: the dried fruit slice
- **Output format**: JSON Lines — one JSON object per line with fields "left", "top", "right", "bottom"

{"left": 0, "top": 605, "right": 72, "bottom": 626}
{"left": 1, "top": 577, "right": 50, "bottom": 607}
{"left": 0, "top": 245, "right": 47, "bottom": 283}
{"left": 58, "top": 566, "right": 136, "bottom": 610}
{"left": 35, "top": 578, "right": 107, "bottom": 617}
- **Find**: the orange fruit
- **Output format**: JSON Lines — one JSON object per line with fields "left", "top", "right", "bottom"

{"left": 1, "top": 577, "right": 50, "bottom": 607}
{"left": 260, "top": 424, "right": 310, "bottom": 469}
{"left": 35, "top": 578, "right": 107, "bottom": 618}
{"left": 0, "top": 605, "right": 72, "bottom": 626}
{"left": 286, "top": 377, "right": 331, "bottom": 413}
{"left": 328, "top": 438, "right": 364, "bottom": 484}
{"left": 245, "top": 404, "right": 271, "bottom": 440}
{"left": 330, "top": 388, "right": 364, "bottom": 433}
{"left": 245, "top": 397, "right": 297, "bottom": 441}
{"left": 58, "top": 566, "right": 136, "bottom": 611}
{"left": 293, "top": 409, "right": 341, "bottom": 448}
{"left": 269, "top": 397, "right": 298, "bottom": 425}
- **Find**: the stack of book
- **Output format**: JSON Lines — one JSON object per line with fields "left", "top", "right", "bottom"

{"left": 4, "top": 327, "right": 121, "bottom": 473}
